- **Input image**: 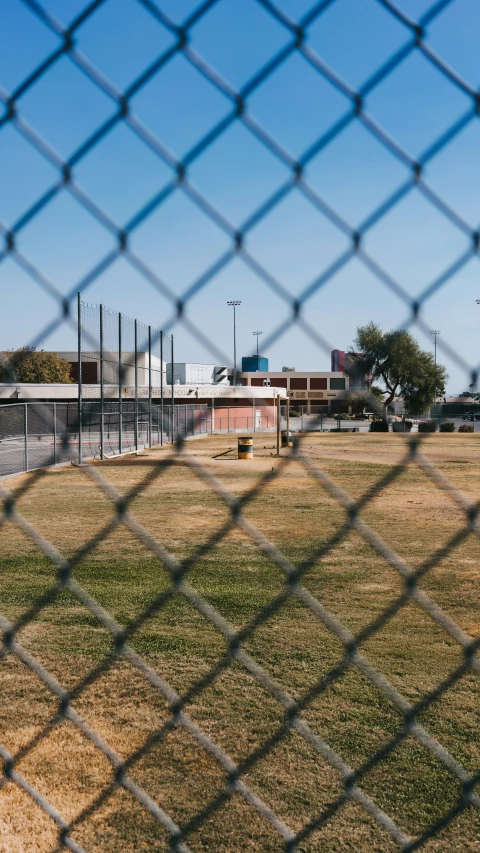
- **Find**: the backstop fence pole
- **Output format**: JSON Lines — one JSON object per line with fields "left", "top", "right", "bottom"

{"left": 100, "top": 303, "right": 104, "bottom": 460}
{"left": 118, "top": 311, "right": 122, "bottom": 455}
{"left": 160, "top": 330, "right": 164, "bottom": 446}
{"left": 77, "top": 292, "right": 82, "bottom": 465}
{"left": 148, "top": 325, "right": 152, "bottom": 449}
{"left": 134, "top": 318, "right": 138, "bottom": 452}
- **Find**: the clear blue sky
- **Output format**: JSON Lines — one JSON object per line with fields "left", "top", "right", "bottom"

{"left": 1, "top": 0, "right": 480, "bottom": 392}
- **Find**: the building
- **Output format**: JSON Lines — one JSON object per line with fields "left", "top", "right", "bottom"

{"left": 239, "top": 369, "right": 348, "bottom": 411}
{"left": 241, "top": 356, "right": 268, "bottom": 373}
{"left": 166, "top": 363, "right": 228, "bottom": 385}
{"left": 54, "top": 351, "right": 165, "bottom": 386}
{"left": 331, "top": 350, "right": 366, "bottom": 390}
{"left": 0, "top": 380, "right": 286, "bottom": 433}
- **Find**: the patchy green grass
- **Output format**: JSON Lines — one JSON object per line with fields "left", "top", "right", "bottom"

{"left": 1, "top": 432, "right": 480, "bottom": 851}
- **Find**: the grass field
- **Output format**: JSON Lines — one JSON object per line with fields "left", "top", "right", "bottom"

{"left": 1, "top": 432, "right": 480, "bottom": 853}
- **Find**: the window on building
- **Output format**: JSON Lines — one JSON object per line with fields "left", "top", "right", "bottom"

{"left": 310, "top": 377, "right": 327, "bottom": 390}
{"left": 290, "top": 377, "right": 307, "bottom": 390}
{"left": 330, "top": 378, "right": 346, "bottom": 390}
{"left": 69, "top": 362, "right": 98, "bottom": 383}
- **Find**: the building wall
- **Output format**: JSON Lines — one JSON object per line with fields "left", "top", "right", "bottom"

{"left": 56, "top": 352, "right": 165, "bottom": 387}
{"left": 239, "top": 371, "right": 347, "bottom": 405}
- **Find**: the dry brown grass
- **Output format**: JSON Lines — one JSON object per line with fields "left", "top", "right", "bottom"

{"left": 1, "top": 432, "right": 480, "bottom": 852}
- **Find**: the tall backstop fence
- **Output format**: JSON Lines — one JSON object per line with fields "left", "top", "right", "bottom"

{"left": 78, "top": 298, "right": 176, "bottom": 462}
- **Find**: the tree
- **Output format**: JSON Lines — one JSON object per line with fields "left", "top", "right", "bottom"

{"left": 0, "top": 348, "right": 74, "bottom": 383}
{"left": 350, "top": 323, "right": 447, "bottom": 417}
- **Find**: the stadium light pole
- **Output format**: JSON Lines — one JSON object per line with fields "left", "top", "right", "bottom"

{"left": 430, "top": 330, "right": 440, "bottom": 365}
{"left": 252, "top": 330, "right": 263, "bottom": 369}
{"left": 227, "top": 300, "right": 241, "bottom": 386}
{"left": 430, "top": 330, "right": 441, "bottom": 412}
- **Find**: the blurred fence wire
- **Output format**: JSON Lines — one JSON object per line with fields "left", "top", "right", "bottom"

{"left": 1, "top": 0, "right": 480, "bottom": 850}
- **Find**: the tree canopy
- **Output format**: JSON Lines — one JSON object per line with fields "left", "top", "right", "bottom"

{"left": 350, "top": 323, "right": 447, "bottom": 416}
{"left": 0, "top": 348, "right": 74, "bottom": 384}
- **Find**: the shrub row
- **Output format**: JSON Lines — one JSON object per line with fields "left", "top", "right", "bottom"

{"left": 418, "top": 421, "right": 473, "bottom": 433}
{"left": 369, "top": 420, "right": 475, "bottom": 433}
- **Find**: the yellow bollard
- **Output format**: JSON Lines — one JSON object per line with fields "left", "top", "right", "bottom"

{"left": 238, "top": 436, "right": 253, "bottom": 459}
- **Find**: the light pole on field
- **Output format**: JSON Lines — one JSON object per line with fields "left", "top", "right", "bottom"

{"left": 227, "top": 300, "right": 241, "bottom": 386}
{"left": 252, "top": 330, "right": 263, "bottom": 369}
{"left": 430, "top": 330, "right": 440, "bottom": 365}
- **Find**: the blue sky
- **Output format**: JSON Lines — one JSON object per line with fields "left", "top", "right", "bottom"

{"left": 1, "top": 0, "right": 480, "bottom": 392}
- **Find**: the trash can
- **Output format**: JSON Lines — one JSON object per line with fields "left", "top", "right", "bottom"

{"left": 281, "top": 430, "right": 292, "bottom": 447}
{"left": 238, "top": 436, "right": 253, "bottom": 459}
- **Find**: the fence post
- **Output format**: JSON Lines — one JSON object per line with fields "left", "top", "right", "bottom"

{"left": 118, "top": 312, "right": 122, "bottom": 455}
{"left": 24, "top": 403, "right": 28, "bottom": 472}
{"left": 286, "top": 397, "right": 290, "bottom": 446}
{"left": 276, "top": 395, "right": 280, "bottom": 455}
{"left": 211, "top": 398, "right": 214, "bottom": 434}
{"left": 53, "top": 402, "right": 57, "bottom": 466}
{"left": 134, "top": 318, "right": 138, "bottom": 451}
{"left": 77, "top": 292, "right": 82, "bottom": 464}
{"left": 100, "top": 305, "right": 105, "bottom": 459}
{"left": 160, "top": 330, "right": 164, "bottom": 447}
{"left": 228, "top": 407, "right": 230, "bottom": 434}
{"left": 148, "top": 325, "right": 152, "bottom": 449}
{"left": 252, "top": 399, "right": 255, "bottom": 432}
{"left": 100, "top": 303, "right": 104, "bottom": 460}
{"left": 171, "top": 334, "right": 174, "bottom": 442}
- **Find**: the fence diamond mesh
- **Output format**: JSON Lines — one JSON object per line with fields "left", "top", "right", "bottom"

{"left": 1, "top": 0, "right": 480, "bottom": 850}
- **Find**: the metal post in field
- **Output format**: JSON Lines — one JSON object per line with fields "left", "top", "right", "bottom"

{"left": 77, "top": 292, "right": 82, "bottom": 464}
{"left": 252, "top": 399, "right": 255, "bottom": 432}
{"left": 228, "top": 407, "right": 230, "bottom": 434}
{"left": 171, "top": 333, "right": 174, "bottom": 442}
{"left": 276, "top": 395, "right": 280, "bottom": 455}
{"left": 53, "top": 402, "right": 57, "bottom": 466}
{"left": 148, "top": 325, "right": 152, "bottom": 449}
{"left": 118, "top": 312, "right": 122, "bottom": 455}
{"left": 24, "top": 403, "right": 28, "bottom": 472}
{"left": 211, "top": 398, "right": 214, "bottom": 434}
{"left": 160, "top": 330, "right": 164, "bottom": 446}
{"left": 134, "top": 318, "right": 138, "bottom": 451}
{"left": 227, "top": 300, "right": 241, "bottom": 387}
{"left": 100, "top": 303, "right": 104, "bottom": 460}
{"left": 286, "top": 397, "right": 290, "bottom": 446}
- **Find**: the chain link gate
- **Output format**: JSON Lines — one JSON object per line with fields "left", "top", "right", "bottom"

{"left": 1, "top": 0, "right": 480, "bottom": 850}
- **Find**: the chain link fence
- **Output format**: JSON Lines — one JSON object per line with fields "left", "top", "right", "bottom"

{"left": 0, "top": 401, "right": 213, "bottom": 475}
{"left": 1, "top": 0, "right": 480, "bottom": 850}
